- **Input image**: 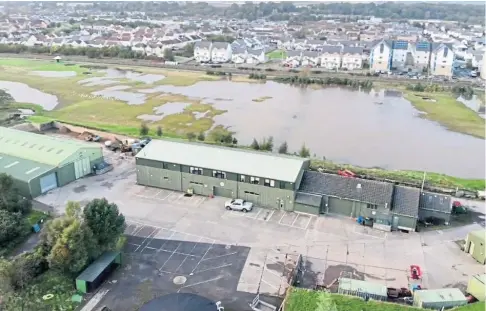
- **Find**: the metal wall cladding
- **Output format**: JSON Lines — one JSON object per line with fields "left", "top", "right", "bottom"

{"left": 467, "top": 275, "right": 486, "bottom": 301}
{"left": 395, "top": 215, "right": 417, "bottom": 231}
{"left": 421, "top": 300, "right": 467, "bottom": 310}
{"left": 418, "top": 209, "right": 452, "bottom": 223}
{"left": 136, "top": 166, "right": 182, "bottom": 191}
{"left": 181, "top": 173, "right": 238, "bottom": 197}
{"left": 338, "top": 289, "right": 387, "bottom": 302}
{"left": 238, "top": 182, "right": 295, "bottom": 210}
{"left": 57, "top": 162, "right": 76, "bottom": 187}
{"left": 294, "top": 203, "right": 319, "bottom": 215}
{"left": 30, "top": 168, "right": 58, "bottom": 198}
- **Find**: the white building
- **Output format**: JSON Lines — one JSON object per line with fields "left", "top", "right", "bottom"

{"left": 246, "top": 49, "right": 265, "bottom": 64}
{"left": 211, "top": 42, "right": 232, "bottom": 63}
{"left": 369, "top": 39, "right": 392, "bottom": 72}
{"left": 320, "top": 45, "right": 342, "bottom": 70}
{"left": 301, "top": 51, "right": 320, "bottom": 67}
{"left": 231, "top": 46, "right": 247, "bottom": 64}
{"left": 284, "top": 50, "right": 301, "bottom": 67}
{"left": 413, "top": 42, "right": 432, "bottom": 73}
{"left": 194, "top": 41, "right": 212, "bottom": 63}
{"left": 341, "top": 46, "right": 363, "bottom": 70}
{"left": 431, "top": 43, "right": 454, "bottom": 77}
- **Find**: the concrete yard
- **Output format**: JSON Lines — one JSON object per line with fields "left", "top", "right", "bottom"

{"left": 36, "top": 149, "right": 486, "bottom": 310}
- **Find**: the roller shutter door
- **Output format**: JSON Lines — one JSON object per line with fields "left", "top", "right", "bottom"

{"left": 327, "top": 198, "right": 353, "bottom": 216}
{"left": 294, "top": 203, "right": 319, "bottom": 215}
{"left": 213, "top": 187, "right": 233, "bottom": 198}
{"left": 40, "top": 173, "right": 58, "bottom": 193}
{"left": 74, "top": 157, "right": 91, "bottom": 179}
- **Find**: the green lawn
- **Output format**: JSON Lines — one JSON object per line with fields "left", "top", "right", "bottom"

{"left": 0, "top": 58, "right": 86, "bottom": 73}
{"left": 285, "top": 288, "right": 484, "bottom": 311}
{"left": 404, "top": 91, "right": 485, "bottom": 139}
{"left": 266, "top": 49, "right": 287, "bottom": 60}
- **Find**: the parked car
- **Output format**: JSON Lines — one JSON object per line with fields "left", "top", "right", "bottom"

{"left": 224, "top": 199, "right": 253, "bottom": 212}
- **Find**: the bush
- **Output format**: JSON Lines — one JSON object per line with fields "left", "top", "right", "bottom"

{"left": 115, "top": 235, "right": 127, "bottom": 251}
{"left": 0, "top": 210, "right": 23, "bottom": 246}
{"left": 249, "top": 73, "right": 267, "bottom": 80}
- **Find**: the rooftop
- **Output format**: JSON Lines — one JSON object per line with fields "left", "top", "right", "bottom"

{"left": 469, "top": 230, "right": 486, "bottom": 242}
{"left": 338, "top": 278, "right": 387, "bottom": 297}
{"left": 137, "top": 139, "right": 308, "bottom": 182}
{"left": 0, "top": 153, "right": 54, "bottom": 182}
{"left": 76, "top": 251, "right": 120, "bottom": 283}
{"left": 0, "top": 127, "right": 99, "bottom": 167}
{"left": 414, "top": 288, "right": 467, "bottom": 303}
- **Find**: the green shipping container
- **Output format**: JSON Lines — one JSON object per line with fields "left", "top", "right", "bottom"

{"left": 467, "top": 274, "right": 486, "bottom": 302}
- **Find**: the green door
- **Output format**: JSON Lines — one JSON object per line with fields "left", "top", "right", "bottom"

{"left": 213, "top": 186, "right": 233, "bottom": 198}
{"left": 294, "top": 203, "right": 319, "bottom": 215}
{"left": 328, "top": 198, "right": 354, "bottom": 217}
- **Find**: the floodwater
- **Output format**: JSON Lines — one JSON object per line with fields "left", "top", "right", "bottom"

{"left": 78, "top": 77, "right": 119, "bottom": 87}
{"left": 458, "top": 96, "right": 486, "bottom": 119}
{"left": 0, "top": 81, "right": 59, "bottom": 110}
{"left": 29, "top": 71, "right": 77, "bottom": 78}
{"left": 92, "top": 86, "right": 146, "bottom": 105}
{"left": 103, "top": 68, "right": 165, "bottom": 84}
{"left": 153, "top": 102, "right": 190, "bottom": 115}
{"left": 138, "top": 81, "right": 485, "bottom": 178}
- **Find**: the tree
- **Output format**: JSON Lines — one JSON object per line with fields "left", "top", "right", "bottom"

{"left": 197, "top": 132, "right": 205, "bottom": 141}
{"left": 0, "top": 173, "right": 32, "bottom": 215}
{"left": 39, "top": 216, "right": 75, "bottom": 254}
{"left": 65, "top": 201, "right": 82, "bottom": 219}
{"left": 48, "top": 220, "right": 95, "bottom": 274}
{"left": 222, "top": 133, "right": 233, "bottom": 144}
{"left": 250, "top": 138, "right": 260, "bottom": 150}
{"left": 182, "top": 42, "right": 195, "bottom": 57}
{"left": 0, "top": 210, "right": 23, "bottom": 246}
{"left": 83, "top": 198, "right": 126, "bottom": 249}
{"left": 156, "top": 126, "right": 163, "bottom": 137}
{"left": 261, "top": 136, "right": 273, "bottom": 151}
{"left": 278, "top": 141, "right": 288, "bottom": 154}
{"left": 186, "top": 132, "right": 196, "bottom": 140}
{"left": 140, "top": 122, "right": 149, "bottom": 136}
{"left": 163, "top": 48, "right": 175, "bottom": 61}
{"left": 232, "top": 137, "right": 238, "bottom": 145}
{"left": 299, "top": 143, "right": 310, "bottom": 158}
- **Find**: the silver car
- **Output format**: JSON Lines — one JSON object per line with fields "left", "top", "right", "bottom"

{"left": 224, "top": 199, "right": 253, "bottom": 213}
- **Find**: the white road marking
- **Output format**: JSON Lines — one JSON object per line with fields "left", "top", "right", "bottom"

{"left": 260, "top": 278, "right": 279, "bottom": 290}
{"left": 252, "top": 209, "right": 262, "bottom": 220}
{"left": 201, "top": 251, "right": 237, "bottom": 262}
{"left": 160, "top": 191, "right": 174, "bottom": 200}
{"left": 80, "top": 289, "right": 110, "bottom": 311}
{"left": 194, "top": 263, "right": 232, "bottom": 274}
{"left": 291, "top": 214, "right": 300, "bottom": 227}
{"left": 135, "top": 227, "right": 159, "bottom": 252}
{"left": 304, "top": 216, "right": 313, "bottom": 230}
{"left": 278, "top": 212, "right": 286, "bottom": 224}
{"left": 177, "top": 276, "right": 223, "bottom": 292}
{"left": 190, "top": 241, "right": 214, "bottom": 274}
{"left": 266, "top": 210, "right": 275, "bottom": 222}
{"left": 158, "top": 243, "right": 181, "bottom": 271}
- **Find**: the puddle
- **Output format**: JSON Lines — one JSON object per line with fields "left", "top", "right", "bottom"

{"left": 193, "top": 111, "right": 210, "bottom": 119}
{"left": 78, "top": 77, "right": 120, "bottom": 87}
{"left": 30, "top": 71, "right": 77, "bottom": 78}
{"left": 17, "top": 108, "right": 35, "bottom": 115}
{"left": 153, "top": 102, "right": 190, "bottom": 115}
{"left": 103, "top": 68, "right": 165, "bottom": 84}
{"left": 92, "top": 88, "right": 147, "bottom": 105}
{"left": 458, "top": 95, "right": 485, "bottom": 119}
{"left": 0, "top": 81, "right": 59, "bottom": 110}
{"left": 73, "top": 185, "right": 87, "bottom": 193}
{"left": 137, "top": 114, "right": 164, "bottom": 122}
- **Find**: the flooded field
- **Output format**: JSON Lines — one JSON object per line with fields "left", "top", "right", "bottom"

{"left": 30, "top": 71, "right": 77, "bottom": 78}
{"left": 0, "top": 81, "right": 59, "bottom": 110}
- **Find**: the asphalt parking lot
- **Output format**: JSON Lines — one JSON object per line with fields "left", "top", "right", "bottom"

{"left": 36, "top": 152, "right": 486, "bottom": 310}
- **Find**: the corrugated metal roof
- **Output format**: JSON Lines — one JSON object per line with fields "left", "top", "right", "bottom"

{"left": 136, "top": 139, "right": 307, "bottom": 182}
{"left": 338, "top": 278, "right": 387, "bottom": 297}
{"left": 76, "top": 251, "right": 120, "bottom": 283}
{"left": 295, "top": 192, "right": 322, "bottom": 207}
{"left": 0, "top": 153, "right": 54, "bottom": 182}
{"left": 415, "top": 288, "right": 467, "bottom": 303}
{"left": 473, "top": 274, "right": 486, "bottom": 285}
{"left": 0, "top": 127, "right": 98, "bottom": 167}
{"left": 470, "top": 230, "right": 486, "bottom": 243}
{"left": 392, "top": 185, "right": 420, "bottom": 217}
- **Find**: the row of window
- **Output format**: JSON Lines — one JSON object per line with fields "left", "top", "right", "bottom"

{"left": 189, "top": 167, "right": 276, "bottom": 188}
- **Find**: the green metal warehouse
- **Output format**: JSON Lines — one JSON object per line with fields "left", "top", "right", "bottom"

{"left": 135, "top": 139, "right": 309, "bottom": 210}
{"left": 0, "top": 127, "right": 104, "bottom": 198}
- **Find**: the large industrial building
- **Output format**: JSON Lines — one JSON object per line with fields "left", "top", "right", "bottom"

{"left": 136, "top": 139, "right": 452, "bottom": 232}
{"left": 135, "top": 139, "right": 310, "bottom": 210}
{"left": 0, "top": 127, "right": 104, "bottom": 198}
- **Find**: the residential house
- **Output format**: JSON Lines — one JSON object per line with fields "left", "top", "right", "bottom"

{"left": 246, "top": 49, "right": 265, "bottom": 64}
{"left": 284, "top": 50, "right": 301, "bottom": 67}
{"left": 231, "top": 46, "right": 247, "bottom": 64}
{"left": 369, "top": 39, "right": 392, "bottom": 72}
{"left": 293, "top": 38, "right": 307, "bottom": 51}
{"left": 414, "top": 41, "right": 432, "bottom": 73}
{"left": 301, "top": 51, "right": 320, "bottom": 67}
{"left": 320, "top": 45, "right": 342, "bottom": 70}
{"left": 391, "top": 41, "right": 415, "bottom": 72}
{"left": 341, "top": 47, "right": 364, "bottom": 70}
{"left": 306, "top": 39, "right": 325, "bottom": 51}
{"left": 211, "top": 42, "right": 232, "bottom": 63}
{"left": 132, "top": 43, "right": 147, "bottom": 54}
{"left": 431, "top": 43, "right": 454, "bottom": 77}
{"left": 194, "top": 40, "right": 212, "bottom": 63}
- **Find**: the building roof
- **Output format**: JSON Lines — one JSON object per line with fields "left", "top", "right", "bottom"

{"left": 392, "top": 186, "right": 420, "bottom": 217}
{"left": 342, "top": 46, "right": 363, "bottom": 55}
{"left": 338, "top": 278, "right": 387, "bottom": 297}
{"left": 194, "top": 40, "right": 211, "bottom": 49}
{"left": 419, "top": 191, "right": 452, "bottom": 213}
{"left": 414, "top": 288, "right": 467, "bottom": 303}
{"left": 137, "top": 139, "right": 308, "bottom": 183}
{"left": 469, "top": 230, "right": 486, "bottom": 243}
{"left": 0, "top": 127, "right": 99, "bottom": 167}
{"left": 295, "top": 192, "right": 322, "bottom": 207}
{"left": 0, "top": 153, "right": 55, "bottom": 182}
{"left": 212, "top": 42, "right": 230, "bottom": 49}
{"left": 299, "top": 171, "right": 394, "bottom": 206}
{"left": 76, "top": 251, "right": 120, "bottom": 283}
{"left": 287, "top": 50, "right": 301, "bottom": 57}
{"left": 321, "top": 45, "right": 342, "bottom": 54}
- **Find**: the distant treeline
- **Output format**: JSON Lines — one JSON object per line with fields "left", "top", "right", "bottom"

{"left": 274, "top": 76, "right": 373, "bottom": 88}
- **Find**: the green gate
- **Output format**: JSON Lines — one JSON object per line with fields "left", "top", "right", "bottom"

{"left": 328, "top": 197, "right": 354, "bottom": 217}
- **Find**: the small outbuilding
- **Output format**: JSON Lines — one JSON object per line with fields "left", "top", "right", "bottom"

{"left": 76, "top": 251, "right": 121, "bottom": 294}
{"left": 464, "top": 229, "right": 486, "bottom": 264}
{"left": 337, "top": 278, "right": 388, "bottom": 301}
{"left": 413, "top": 288, "right": 467, "bottom": 310}
{"left": 466, "top": 274, "right": 485, "bottom": 302}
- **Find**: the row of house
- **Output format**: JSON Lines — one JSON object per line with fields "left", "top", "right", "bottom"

{"left": 370, "top": 39, "right": 455, "bottom": 76}
{"left": 283, "top": 46, "right": 364, "bottom": 70}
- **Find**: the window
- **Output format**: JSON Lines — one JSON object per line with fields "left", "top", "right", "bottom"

{"left": 250, "top": 177, "right": 260, "bottom": 184}
{"left": 240, "top": 175, "right": 246, "bottom": 182}
{"left": 213, "top": 170, "right": 226, "bottom": 179}
{"left": 162, "top": 163, "right": 168, "bottom": 169}
{"left": 244, "top": 191, "right": 259, "bottom": 196}
{"left": 264, "top": 179, "right": 275, "bottom": 187}
{"left": 189, "top": 181, "right": 203, "bottom": 186}
{"left": 190, "top": 167, "right": 203, "bottom": 175}
{"left": 163, "top": 177, "right": 169, "bottom": 180}
{"left": 367, "top": 204, "right": 378, "bottom": 210}
{"left": 443, "top": 47, "right": 448, "bottom": 58}
{"left": 379, "top": 43, "right": 384, "bottom": 53}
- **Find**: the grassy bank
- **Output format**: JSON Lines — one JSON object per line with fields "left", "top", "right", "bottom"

{"left": 285, "top": 288, "right": 485, "bottom": 311}
{"left": 266, "top": 49, "right": 287, "bottom": 60}
{"left": 404, "top": 91, "right": 485, "bottom": 139}
{"left": 310, "top": 159, "right": 485, "bottom": 191}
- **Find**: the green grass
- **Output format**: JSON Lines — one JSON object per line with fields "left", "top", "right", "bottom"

{"left": 0, "top": 58, "right": 85, "bottom": 73}
{"left": 252, "top": 96, "right": 272, "bottom": 102}
{"left": 266, "top": 49, "right": 287, "bottom": 60}
{"left": 310, "top": 159, "right": 485, "bottom": 191}
{"left": 3, "top": 270, "right": 80, "bottom": 311}
{"left": 404, "top": 91, "right": 485, "bottom": 139}
{"left": 26, "top": 209, "right": 50, "bottom": 226}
